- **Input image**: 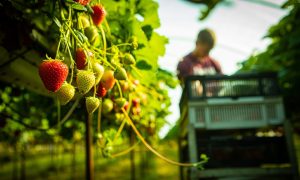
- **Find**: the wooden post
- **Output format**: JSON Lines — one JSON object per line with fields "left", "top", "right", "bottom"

{"left": 71, "top": 141, "right": 76, "bottom": 180}
{"left": 12, "top": 144, "right": 18, "bottom": 180}
{"left": 20, "top": 144, "right": 26, "bottom": 180}
{"left": 85, "top": 113, "right": 94, "bottom": 180}
{"left": 130, "top": 129, "right": 135, "bottom": 180}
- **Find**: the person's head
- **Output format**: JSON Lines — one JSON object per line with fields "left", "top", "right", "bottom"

{"left": 195, "top": 28, "right": 216, "bottom": 56}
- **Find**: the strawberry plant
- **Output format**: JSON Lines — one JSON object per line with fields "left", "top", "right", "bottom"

{"left": 0, "top": 0, "right": 207, "bottom": 178}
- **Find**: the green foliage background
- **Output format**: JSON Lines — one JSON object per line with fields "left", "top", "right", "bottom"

{"left": 240, "top": 1, "right": 300, "bottom": 121}
{"left": 0, "top": 0, "right": 178, "bottom": 144}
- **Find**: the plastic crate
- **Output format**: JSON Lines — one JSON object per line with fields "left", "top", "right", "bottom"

{"left": 178, "top": 73, "right": 299, "bottom": 180}
{"left": 181, "top": 73, "right": 285, "bottom": 130}
{"left": 183, "top": 72, "right": 280, "bottom": 100}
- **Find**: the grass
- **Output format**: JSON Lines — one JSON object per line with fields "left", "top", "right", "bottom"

{"left": 0, "top": 141, "right": 180, "bottom": 180}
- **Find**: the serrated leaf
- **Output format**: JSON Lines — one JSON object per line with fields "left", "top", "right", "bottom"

{"left": 137, "top": 0, "right": 160, "bottom": 28}
{"left": 72, "top": 3, "right": 87, "bottom": 11}
{"left": 149, "top": 32, "right": 168, "bottom": 56}
{"left": 136, "top": 60, "right": 152, "bottom": 70}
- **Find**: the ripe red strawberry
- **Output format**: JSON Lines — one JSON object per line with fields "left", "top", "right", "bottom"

{"left": 132, "top": 98, "right": 140, "bottom": 107}
{"left": 39, "top": 59, "right": 68, "bottom": 92}
{"left": 123, "top": 101, "right": 129, "bottom": 111}
{"left": 91, "top": 5, "right": 106, "bottom": 26}
{"left": 100, "top": 70, "right": 115, "bottom": 90}
{"left": 76, "top": 48, "right": 93, "bottom": 70}
{"left": 86, "top": 97, "right": 100, "bottom": 114}
{"left": 96, "top": 83, "right": 107, "bottom": 97}
{"left": 76, "top": 70, "right": 95, "bottom": 94}
{"left": 74, "top": 0, "right": 90, "bottom": 6}
{"left": 57, "top": 82, "right": 75, "bottom": 105}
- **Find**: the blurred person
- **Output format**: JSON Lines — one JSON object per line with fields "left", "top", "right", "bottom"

{"left": 177, "top": 28, "right": 222, "bottom": 95}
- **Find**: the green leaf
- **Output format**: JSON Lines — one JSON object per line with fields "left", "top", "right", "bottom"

{"left": 136, "top": 60, "right": 152, "bottom": 70}
{"left": 65, "top": 0, "right": 75, "bottom": 3}
{"left": 137, "top": 0, "right": 160, "bottom": 28}
{"left": 53, "top": 17, "right": 61, "bottom": 28}
{"left": 141, "top": 25, "right": 153, "bottom": 40}
{"left": 86, "top": 4, "right": 94, "bottom": 14}
{"left": 71, "top": 3, "right": 87, "bottom": 11}
{"left": 147, "top": 32, "right": 168, "bottom": 58}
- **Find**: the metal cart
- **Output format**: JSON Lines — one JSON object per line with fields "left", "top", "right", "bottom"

{"left": 178, "top": 73, "right": 299, "bottom": 180}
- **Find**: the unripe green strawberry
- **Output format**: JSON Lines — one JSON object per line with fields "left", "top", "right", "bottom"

{"left": 84, "top": 26, "right": 100, "bottom": 46}
{"left": 39, "top": 59, "right": 68, "bottom": 92}
{"left": 110, "top": 56, "right": 118, "bottom": 66}
{"left": 78, "top": 15, "right": 90, "bottom": 29}
{"left": 57, "top": 82, "right": 75, "bottom": 105}
{"left": 120, "top": 81, "right": 129, "bottom": 91}
{"left": 73, "top": 131, "right": 82, "bottom": 141}
{"left": 132, "top": 106, "right": 141, "bottom": 116}
{"left": 129, "top": 36, "right": 138, "bottom": 49}
{"left": 103, "top": 143, "right": 113, "bottom": 158}
{"left": 115, "top": 98, "right": 127, "bottom": 108}
{"left": 110, "top": 45, "right": 119, "bottom": 55}
{"left": 114, "top": 67, "right": 127, "bottom": 80}
{"left": 123, "top": 53, "right": 135, "bottom": 65}
{"left": 102, "top": 98, "right": 113, "bottom": 114}
{"left": 92, "top": 63, "right": 104, "bottom": 84}
{"left": 96, "top": 133, "right": 106, "bottom": 147}
{"left": 115, "top": 113, "right": 125, "bottom": 124}
{"left": 86, "top": 97, "right": 100, "bottom": 114}
{"left": 76, "top": 70, "right": 95, "bottom": 94}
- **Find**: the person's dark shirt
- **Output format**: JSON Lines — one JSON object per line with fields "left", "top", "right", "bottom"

{"left": 177, "top": 53, "right": 222, "bottom": 81}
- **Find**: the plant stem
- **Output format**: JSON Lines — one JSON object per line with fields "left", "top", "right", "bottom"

{"left": 111, "top": 141, "right": 140, "bottom": 158}
{"left": 64, "top": 39, "right": 75, "bottom": 84}
{"left": 4, "top": 98, "right": 80, "bottom": 131}
{"left": 99, "top": 25, "right": 107, "bottom": 59}
{"left": 121, "top": 108, "right": 205, "bottom": 167}
{"left": 116, "top": 81, "right": 123, "bottom": 98}
{"left": 57, "top": 98, "right": 61, "bottom": 128}
{"left": 131, "top": 66, "right": 143, "bottom": 78}
{"left": 67, "top": 25, "right": 84, "bottom": 47}
{"left": 55, "top": 38, "right": 62, "bottom": 59}
{"left": 104, "top": 19, "right": 111, "bottom": 37}
{"left": 56, "top": 98, "right": 80, "bottom": 128}
{"left": 97, "top": 98, "right": 102, "bottom": 134}
{"left": 112, "top": 117, "right": 127, "bottom": 144}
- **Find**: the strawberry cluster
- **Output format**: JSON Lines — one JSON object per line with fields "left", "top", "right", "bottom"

{"left": 38, "top": 3, "right": 137, "bottom": 115}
